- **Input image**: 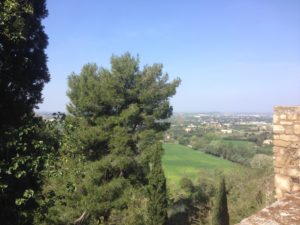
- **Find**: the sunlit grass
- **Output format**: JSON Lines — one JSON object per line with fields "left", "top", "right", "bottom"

{"left": 162, "top": 143, "right": 237, "bottom": 188}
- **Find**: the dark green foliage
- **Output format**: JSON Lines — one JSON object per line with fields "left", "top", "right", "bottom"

{"left": 226, "top": 167, "right": 274, "bottom": 224}
{"left": 0, "top": 117, "right": 60, "bottom": 225}
{"left": 147, "top": 144, "right": 168, "bottom": 225}
{"left": 168, "top": 175, "right": 215, "bottom": 225}
{"left": 0, "top": 1, "right": 50, "bottom": 224}
{"left": 0, "top": 0, "right": 49, "bottom": 127}
{"left": 203, "top": 140, "right": 256, "bottom": 165}
{"left": 180, "top": 177, "right": 194, "bottom": 193}
{"left": 42, "top": 53, "right": 180, "bottom": 224}
{"left": 212, "top": 177, "right": 229, "bottom": 225}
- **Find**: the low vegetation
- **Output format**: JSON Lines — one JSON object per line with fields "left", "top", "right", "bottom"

{"left": 163, "top": 143, "right": 274, "bottom": 225}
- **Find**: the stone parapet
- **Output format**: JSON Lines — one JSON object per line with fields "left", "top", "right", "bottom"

{"left": 235, "top": 106, "right": 300, "bottom": 225}
{"left": 236, "top": 191, "right": 300, "bottom": 225}
{"left": 273, "top": 106, "right": 300, "bottom": 199}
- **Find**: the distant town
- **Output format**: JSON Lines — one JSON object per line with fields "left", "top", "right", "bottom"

{"left": 165, "top": 112, "right": 273, "bottom": 147}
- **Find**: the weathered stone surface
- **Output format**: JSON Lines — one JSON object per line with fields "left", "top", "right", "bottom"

{"left": 284, "top": 126, "right": 294, "bottom": 135}
{"left": 273, "top": 115, "right": 279, "bottom": 124}
{"left": 273, "top": 140, "right": 290, "bottom": 147}
{"left": 280, "top": 121, "right": 294, "bottom": 125}
{"left": 283, "top": 168, "right": 300, "bottom": 177}
{"left": 236, "top": 192, "right": 300, "bottom": 225}
{"left": 273, "top": 125, "right": 285, "bottom": 133}
{"left": 239, "top": 107, "right": 300, "bottom": 224}
{"left": 278, "top": 135, "right": 299, "bottom": 142}
{"left": 275, "top": 174, "right": 291, "bottom": 194}
{"left": 273, "top": 107, "right": 300, "bottom": 199}
{"left": 291, "top": 183, "right": 300, "bottom": 192}
{"left": 273, "top": 155, "right": 290, "bottom": 167}
{"left": 280, "top": 114, "right": 287, "bottom": 120}
{"left": 288, "top": 114, "right": 297, "bottom": 120}
{"left": 294, "top": 125, "right": 300, "bottom": 135}
{"left": 273, "top": 147, "right": 286, "bottom": 155}
{"left": 290, "top": 142, "right": 300, "bottom": 149}
{"left": 275, "top": 188, "right": 284, "bottom": 200}
{"left": 273, "top": 135, "right": 280, "bottom": 140}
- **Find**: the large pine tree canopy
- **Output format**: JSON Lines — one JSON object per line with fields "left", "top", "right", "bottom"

{"left": 42, "top": 53, "right": 180, "bottom": 224}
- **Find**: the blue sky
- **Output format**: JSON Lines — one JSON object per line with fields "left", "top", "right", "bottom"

{"left": 39, "top": 0, "right": 300, "bottom": 113}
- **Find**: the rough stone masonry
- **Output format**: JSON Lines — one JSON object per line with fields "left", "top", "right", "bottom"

{"left": 273, "top": 106, "right": 300, "bottom": 199}
{"left": 236, "top": 106, "right": 300, "bottom": 225}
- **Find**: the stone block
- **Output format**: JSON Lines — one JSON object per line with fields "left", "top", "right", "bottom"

{"left": 279, "top": 134, "right": 299, "bottom": 142}
{"left": 280, "top": 121, "right": 293, "bottom": 125}
{"left": 287, "top": 155, "right": 299, "bottom": 167}
{"left": 294, "top": 125, "right": 300, "bottom": 135}
{"left": 273, "top": 167, "right": 281, "bottom": 173}
{"left": 284, "top": 126, "right": 294, "bottom": 134}
{"left": 291, "top": 183, "right": 300, "bottom": 192}
{"left": 273, "top": 125, "right": 285, "bottom": 133}
{"left": 288, "top": 114, "right": 297, "bottom": 120}
{"left": 273, "top": 158, "right": 283, "bottom": 167}
{"left": 274, "top": 174, "right": 291, "bottom": 192}
{"left": 273, "top": 154, "right": 290, "bottom": 167}
{"left": 273, "top": 114, "right": 279, "bottom": 124}
{"left": 284, "top": 168, "right": 300, "bottom": 177}
{"left": 291, "top": 142, "right": 300, "bottom": 149}
{"left": 280, "top": 114, "right": 287, "bottom": 120}
{"left": 273, "top": 140, "right": 290, "bottom": 147}
{"left": 273, "top": 146, "right": 286, "bottom": 154}
{"left": 273, "top": 146, "right": 287, "bottom": 156}
{"left": 273, "top": 135, "right": 280, "bottom": 140}
{"left": 275, "top": 188, "right": 284, "bottom": 199}
{"left": 291, "top": 176, "right": 300, "bottom": 184}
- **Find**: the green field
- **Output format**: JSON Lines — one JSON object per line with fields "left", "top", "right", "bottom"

{"left": 162, "top": 143, "right": 237, "bottom": 187}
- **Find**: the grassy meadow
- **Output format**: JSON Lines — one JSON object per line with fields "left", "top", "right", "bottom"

{"left": 162, "top": 143, "right": 237, "bottom": 188}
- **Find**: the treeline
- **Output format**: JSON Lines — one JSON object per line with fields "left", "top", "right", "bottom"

{"left": 203, "top": 139, "right": 255, "bottom": 165}
{"left": 221, "top": 131, "right": 271, "bottom": 147}
{"left": 202, "top": 139, "right": 272, "bottom": 167}
{"left": 179, "top": 133, "right": 273, "bottom": 166}
{"left": 172, "top": 124, "right": 271, "bottom": 148}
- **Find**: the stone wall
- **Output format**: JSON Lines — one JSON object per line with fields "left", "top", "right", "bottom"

{"left": 273, "top": 106, "right": 300, "bottom": 199}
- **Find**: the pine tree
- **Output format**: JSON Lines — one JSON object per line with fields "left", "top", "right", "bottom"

{"left": 0, "top": 1, "right": 50, "bottom": 224}
{"left": 147, "top": 144, "right": 168, "bottom": 225}
{"left": 212, "top": 177, "right": 230, "bottom": 225}
{"left": 43, "top": 53, "right": 180, "bottom": 224}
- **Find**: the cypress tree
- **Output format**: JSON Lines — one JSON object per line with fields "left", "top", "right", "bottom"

{"left": 0, "top": 1, "right": 50, "bottom": 224}
{"left": 147, "top": 144, "right": 168, "bottom": 225}
{"left": 212, "top": 177, "right": 230, "bottom": 225}
{"left": 0, "top": 0, "right": 49, "bottom": 127}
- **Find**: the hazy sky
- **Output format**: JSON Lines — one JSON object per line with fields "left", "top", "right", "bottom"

{"left": 39, "top": 0, "right": 300, "bottom": 113}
